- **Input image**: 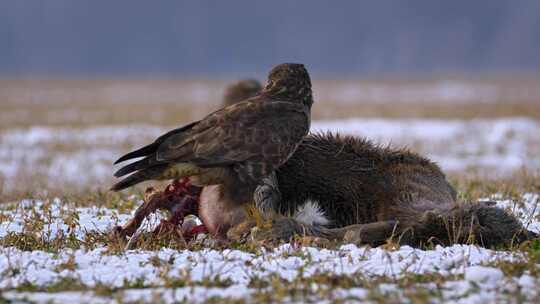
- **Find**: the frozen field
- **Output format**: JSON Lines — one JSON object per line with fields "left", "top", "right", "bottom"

{"left": 0, "top": 117, "right": 539, "bottom": 303}
{"left": 1, "top": 118, "right": 540, "bottom": 198}
{"left": 0, "top": 194, "right": 539, "bottom": 303}
{"left": 1, "top": 79, "right": 540, "bottom": 303}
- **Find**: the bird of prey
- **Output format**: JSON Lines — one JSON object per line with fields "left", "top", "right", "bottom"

{"left": 222, "top": 79, "right": 262, "bottom": 107}
{"left": 111, "top": 63, "right": 313, "bottom": 203}
{"left": 110, "top": 79, "right": 267, "bottom": 240}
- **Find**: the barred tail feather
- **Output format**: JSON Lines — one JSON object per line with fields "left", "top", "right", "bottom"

{"left": 113, "top": 120, "right": 199, "bottom": 165}
{"left": 114, "top": 156, "right": 153, "bottom": 178}
{"left": 114, "top": 142, "right": 158, "bottom": 165}
{"left": 110, "top": 165, "right": 168, "bottom": 191}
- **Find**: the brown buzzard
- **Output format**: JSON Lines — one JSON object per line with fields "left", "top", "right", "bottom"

{"left": 111, "top": 63, "right": 313, "bottom": 203}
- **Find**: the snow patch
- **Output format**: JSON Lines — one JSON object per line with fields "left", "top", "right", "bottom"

{"left": 465, "top": 266, "right": 504, "bottom": 285}
{"left": 0, "top": 193, "right": 539, "bottom": 302}
{"left": 2, "top": 118, "right": 539, "bottom": 194}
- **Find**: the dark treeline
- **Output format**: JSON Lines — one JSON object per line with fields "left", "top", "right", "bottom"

{"left": 0, "top": 0, "right": 539, "bottom": 77}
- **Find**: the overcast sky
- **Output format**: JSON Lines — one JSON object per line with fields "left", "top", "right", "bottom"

{"left": 1, "top": 0, "right": 539, "bottom": 77}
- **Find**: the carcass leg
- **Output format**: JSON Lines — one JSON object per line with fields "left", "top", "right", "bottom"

{"left": 111, "top": 177, "right": 202, "bottom": 239}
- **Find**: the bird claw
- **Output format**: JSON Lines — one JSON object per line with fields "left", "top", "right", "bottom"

{"left": 254, "top": 173, "right": 281, "bottom": 217}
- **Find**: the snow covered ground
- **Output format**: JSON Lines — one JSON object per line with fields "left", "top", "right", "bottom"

{"left": 0, "top": 194, "right": 539, "bottom": 303}
{"left": 1, "top": 117, "right": 540, "bottom": 303}
{"left": 1, "top": 118, "right": 539, "bottom": 194}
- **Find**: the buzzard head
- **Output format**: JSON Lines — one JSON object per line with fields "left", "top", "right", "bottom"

{"left": 222, "top": 79, "right": 262, "bottom": 107}
{"left": 263, "top": 63, "right": 313, "bottom": 108}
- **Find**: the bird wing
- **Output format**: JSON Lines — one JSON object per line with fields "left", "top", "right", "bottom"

{"left": 113, "top": 120, "right": 200, "bottom": 165}
{"left": 155, "top": 99, "right": 309, "bottom": 173}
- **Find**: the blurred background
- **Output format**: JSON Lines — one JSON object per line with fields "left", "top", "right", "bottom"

{"left": 2, "top": 0, "right": 540, "bottom": 76}
{"left": 0, "top": 0, "right": 539, "bottom": 200}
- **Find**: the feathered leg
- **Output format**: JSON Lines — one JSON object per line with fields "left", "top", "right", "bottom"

{"left": 253, "top": 172, "right": 282, "bottom": 217}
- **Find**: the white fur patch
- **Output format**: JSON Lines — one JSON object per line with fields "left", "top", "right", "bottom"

{"left": 293, "top": 200, "right": 330, "bottom": 226}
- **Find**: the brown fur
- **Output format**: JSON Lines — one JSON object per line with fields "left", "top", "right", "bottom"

{"left": 114, "top": 79, "right": 536, "bottom": 248}
{"left": 252, "top": 133, "right": 536, "bottom": 247}
{"left": 222, "top": 79, "right": 262, "bottom": 107}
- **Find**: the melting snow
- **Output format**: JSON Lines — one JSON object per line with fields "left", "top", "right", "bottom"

{"left": 1, "top": 117, "right": 539, "bottom": 302}
{"left": 1, "top": 118, "right": 540, "bottom": 194}
{"left": 0, "top": 194, "right": 539, "bottom": 303}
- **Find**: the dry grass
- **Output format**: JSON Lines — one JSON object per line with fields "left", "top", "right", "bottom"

{"left": 1, "top": 77, "right": 540, "bottom": 303}
{"left": 0, "top": 79, "right": 221, "bottom": 129}
{"left": 1, "top": 184, "right": 539, "bottom": 303}
{"left": 1, "top": 77, "right": 540, "bottom": 201}
{"left": 448, "top": 169, "right": 540, "bottom": 201}
{"left": 1, "top": 78, "right": 540, "bottom": 129}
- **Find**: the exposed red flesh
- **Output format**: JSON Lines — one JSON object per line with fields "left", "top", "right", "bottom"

{"left": 112, "top": 177, "right": 204, "bottom": 239}
{"left": 162, "top": 178, "right": 201, "bottom": 225}
{"left": 183, "top": 224, "right": 209, "bottom": 239}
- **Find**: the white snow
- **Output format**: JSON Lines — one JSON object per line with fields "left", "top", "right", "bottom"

{"left": 315, "top": 81, "right": 512, "bottom": 104}
{"left": 0, "top": 243, "right": 528, "bottom": 301}
{"left": 1, "top": 116, "right": 539, "bottom": 302}
{"left": 1, "top": 118, "right": 539, "bottom": 194}
{"left": 464, "top": 266, "right": 504, "bottom": 285}
{"left": 313, "top": 117, "right": 540, "bottom": 172}
{"left": 0, "top": 193, "right": 539, "bottom": 303}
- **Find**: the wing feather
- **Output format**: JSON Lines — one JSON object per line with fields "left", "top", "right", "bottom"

{"left": 155, "top": 99, "right": 309, "bottom": 171}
